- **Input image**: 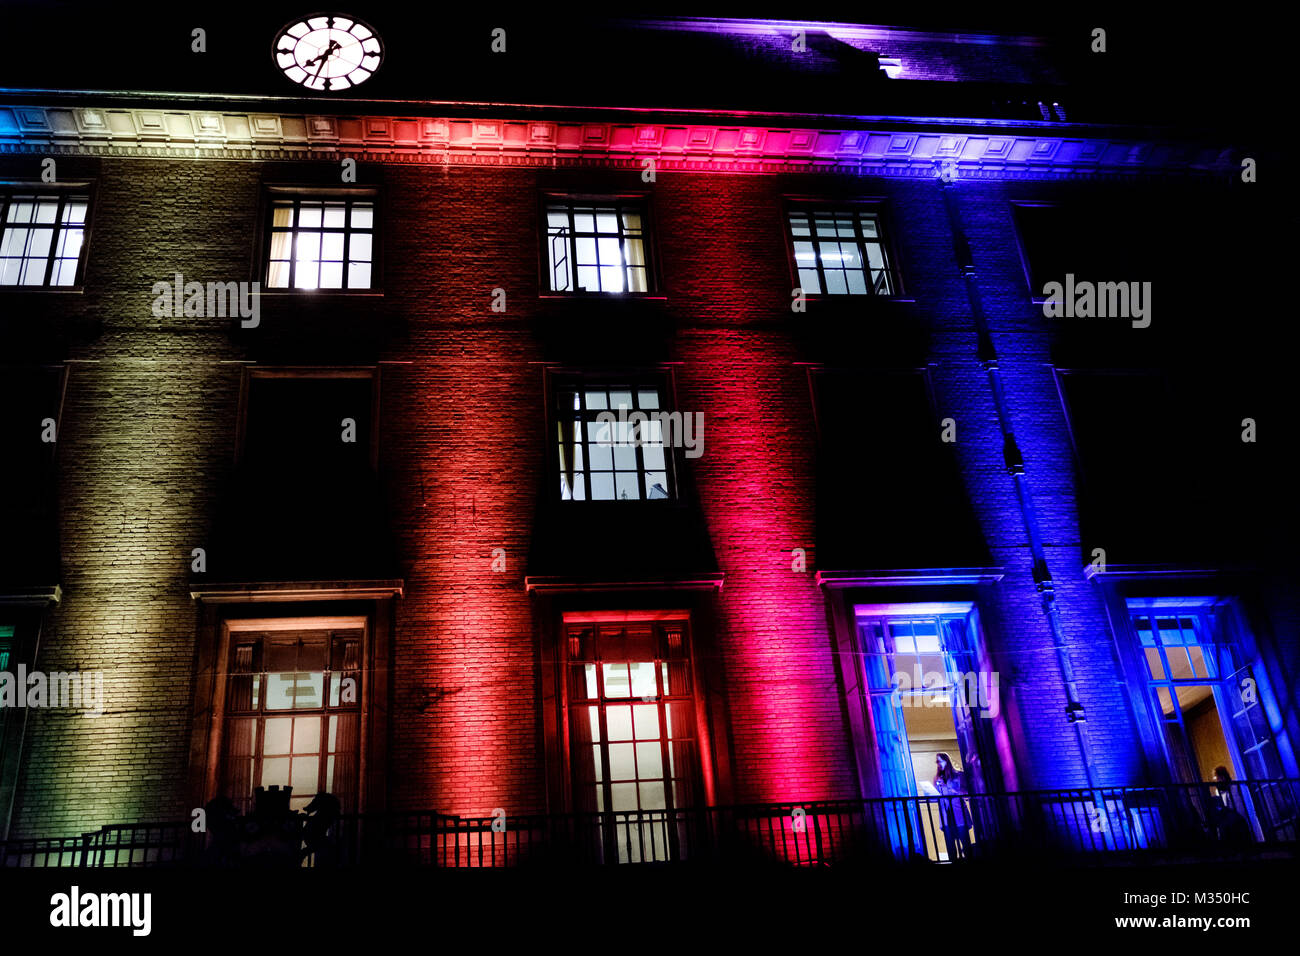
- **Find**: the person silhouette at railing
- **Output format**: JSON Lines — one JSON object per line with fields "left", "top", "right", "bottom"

{"left": 934, "top": 753, "right": 972, "bottom": 860}
{"left": 1210, "top": 766, "right": 1252, "bottom": 846}
{"left": 302, "top": 792, "right": 343, "bottom": 867}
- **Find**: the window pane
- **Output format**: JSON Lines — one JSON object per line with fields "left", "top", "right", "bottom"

{"left": 321, "top": 233, "right": 344, "bottom": 261}
{"left": 633, "top": 704, "right": 660, "bottom": 739}
{"left": 612, "top": 443, "right": 637, "bottom": 471}
{"left": 319, "top": 262, "right": 344, "bottom": 288}
{"left": 629, "top": 661, "right": 657, "bottom": 698}
{"left": 294, "top": 716, "right": 321, "bottom": 754}
{"left": 1144, "top": 647, "right": 1166, "bottom": 680}
{"left": 6, "top": 200, "right": 34, "bottom": 223}
{"left": 636, "top": 742, "right": 663, "bottom": 778}
{"left": 599, "top": 265, "right": 623, "bottom": 291}
{"left": 603, "top": 663, "right": 631, "bottom": 699}
{"left": 608, "top": 743, "right": 636, "bottom": 780}
{"left": 290, "top": 756, "right": 319, "bottom": 795}
{"left": 264, "top": 717, "right": 293, "bottom": 755}
{"left": 261, "top": 757, "right": 290, "bottom": 788}
{"left": 350, "top": 204, "right": 374, "bottom": 229}
{"left": 605, "top": 705, "right": 633, "bottom": 739}
{"left": 347, "top": 263, "right": 371, "bottom": 288}
{"left": 615, "top": 472, "right": 639, "bottom": 500}
{"left": 597, "top": 237, "right": 621, "bottom": 264}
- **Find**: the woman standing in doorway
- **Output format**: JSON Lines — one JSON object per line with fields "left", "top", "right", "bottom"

{"left": 934, "top": 752, "right": 972, "bottom": 860}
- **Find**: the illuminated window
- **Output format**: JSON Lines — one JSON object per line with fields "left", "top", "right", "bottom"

{"left": 787, "top": 206, "right": 896, "bottom": 295}
{"left": 567, "top": 621, "right": 697, "bottom": 862}
{"left": 221, "top": 630, "right": 362, "bottom": 813}
{"left": 266, "top": 197, "right": 375, "bottom": 290}
{"left": 554, "top": 381, "right": 675, "bottom": 501}
{"left": 544, "top": 200, "right": 651, "bottom": 293}
{"left": 1131, "top": 600, "right": 1285, "bottom": 786}
{"left": 0, "top": 193, "right": 88, "bottom": 287}
{"left": 853, "top": 604, "right": 998, "bottom": 861}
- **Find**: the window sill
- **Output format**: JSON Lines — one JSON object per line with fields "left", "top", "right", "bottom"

{"left": 538, "top": 293, "right": 667, "bottom": 302}
{"left": 800, "top": 294, "right": 915, "bottom": 305}
{"left": 0, "top": 286, "right": 85, "bottom": 294}
{"left": 258, "top": 289, "right": 385, "bottom": 297}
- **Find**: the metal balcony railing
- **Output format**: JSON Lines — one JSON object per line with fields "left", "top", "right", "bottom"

{"left": 3, "top": 779, "right": 1295, "bottom": 869}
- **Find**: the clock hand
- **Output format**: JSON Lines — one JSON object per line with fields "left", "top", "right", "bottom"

{"left": 303, "top": 39, "right": 341, "bottom": 69}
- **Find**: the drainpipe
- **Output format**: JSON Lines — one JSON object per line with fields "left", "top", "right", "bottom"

{"left": 939, "top": 176, "right": 1099, "bottom": 790}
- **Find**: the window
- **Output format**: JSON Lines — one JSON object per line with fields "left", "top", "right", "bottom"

{"left": 1010, "top": 203, "right": 1063, "bottom": 298}
{"left": 554, "top": 381, "right": 674, "bottom": 501}
{"left": 855, "top": 603, "right": 998, "bottom": 861}
{"left": 0, "top": 192, "right": 88, "bottom": 287}
{"left": 241, "top": 371, "right": 374, "bottom": 469}
{"left": 566, "top": 621, "right": 697, "bottom": 862}
{"left": 813, "top": 368, "right": 986, "bottom": 568}
{"left": 787, "top": 206, "right": 896, "bottom": 296}
{"left": 265, "top": 197, "right": 375, "bottom": 290}
{"left": 544, "top": 200, "right": 650, "bottom": 293}
{"left": 1131, "top": 600, "right": 1284, "bottom": 785}
{"left": 221, "top": 629, "right": 362, "bottom": 814}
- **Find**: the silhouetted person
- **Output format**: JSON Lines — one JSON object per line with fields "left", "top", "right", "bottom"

{"left": 1211, "top": 766, "right": 1253, "bottom": 845}
{"left": 934, "top": 752, "right": 972, "bottom": 860}
{"left": 201, "top": 795, "right": 240, "bottom": 867}
{"left": 302, "top": 792, "right": 343, "bottom": 867}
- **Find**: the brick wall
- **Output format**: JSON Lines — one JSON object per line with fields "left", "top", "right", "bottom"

{"left": 1, "top": 151, "right": 1290, "bottom": 836}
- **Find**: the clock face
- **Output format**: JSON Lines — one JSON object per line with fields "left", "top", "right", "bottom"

{"left": 273, "top": 15, "right": 383, "bottom": 91}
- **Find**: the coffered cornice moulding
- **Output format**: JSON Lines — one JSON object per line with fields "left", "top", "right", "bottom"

{"left": 0, "top": 106, "right": 1236, "bottom": 180}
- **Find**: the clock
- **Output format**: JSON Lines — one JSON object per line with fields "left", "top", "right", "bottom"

{"left": 273, "top": 14, "right": 383, "bottom": 91}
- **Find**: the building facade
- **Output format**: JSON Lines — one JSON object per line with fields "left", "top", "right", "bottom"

{"left": 0, "top": 12, "right": 1295, "bottom": 866}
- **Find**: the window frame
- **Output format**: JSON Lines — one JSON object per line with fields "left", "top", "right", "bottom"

{"left": 1120, "top": 595, "right": 1293, "bottom": 785}
{"left": 257, "top": 186, "right": 382, "bottom": 295}
{"left": 234, "top": 366, "right": 380, "bottom": 470}
{"left": 546, "top": 368, "right": 684, "bottom": 504}
{"left": 208, "top": 615, "right": 370, "bottom": 815}
{"left": 538, "top": 193, "right": 661, "bottom": 298}
{"left": 555, "top": 611, "right": 706, "bottom": 862}
{"left": 780, "top": 197, "right": 905, "bottom": 300}
{"left": 1010, "top": 200, "right": 1059, "bottom": 304}
{"left": 1052, "top": 366, "right": 1186, "bottom": 536}
{"left": 0, "top": 183, "right": 95, "bottom": 292}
